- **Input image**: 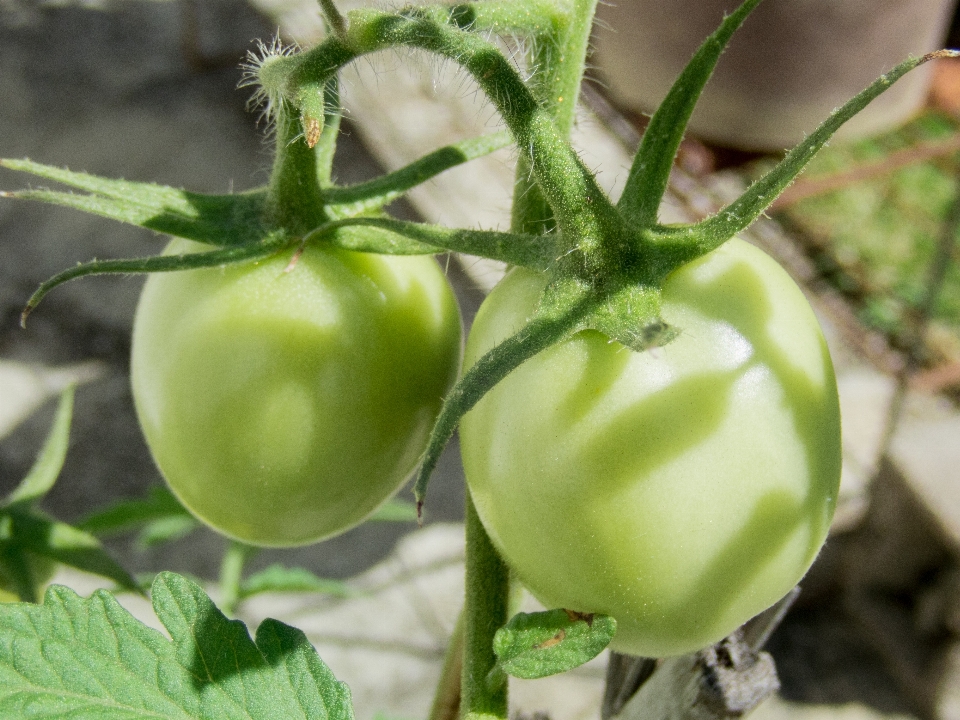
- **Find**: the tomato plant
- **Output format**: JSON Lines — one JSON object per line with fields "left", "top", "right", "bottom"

{"left": 460, "top": 238, "right": 842, "bottom": 657}
{"left": 130, "top": 238, "right": 462, "bottom": 547}
{"left": 1, "top": 0, "right": 940, "bottom": 714}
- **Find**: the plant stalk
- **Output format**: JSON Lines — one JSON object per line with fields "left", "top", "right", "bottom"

{"left": 219, "top": 541, "right": 257, "bottom": 617}
{"left": 429, "top": 610, "right": 465, "bottom": 720}
{"left": 268, "top": 102, "right": 327, "bottom": 234}
{"left": 461, "top": 492, "right": 510, "bottom": 720}
{"left": 454, "top": 7, "right": 600, "bottom": 715}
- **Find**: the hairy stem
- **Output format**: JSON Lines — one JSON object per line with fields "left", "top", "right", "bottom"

{"left": 218, "top": 541, "right": 258, "bottom": 617}
{"left": 428, "top": 610, "right": 465, "bottom": 720}
{"left": 318, "top": 0, "right": 347, "bottom": 38}
{"left": 269, "top": 8, "right": 622, "bottom": 248}
{"left": 462, "top": 494, "right": 510, "bottom": 720}
{"left": 268, "top": 101, "right": 327, "bottom": 233}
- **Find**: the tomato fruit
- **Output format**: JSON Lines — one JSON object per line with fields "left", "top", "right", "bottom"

{"left": 460, "top": 238, "right": 841, "bottom": 657}
{"left": 131, "top": 239, "right": 461, "bottom": 547}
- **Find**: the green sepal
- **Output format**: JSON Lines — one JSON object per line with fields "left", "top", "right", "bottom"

{"left": 618, "top": 0, "right": 762, "bottom": 227}
{"left": 21, "top": 236, "right": 290, "bottom": 325}
{"left": 491, "top": 609, "right": 616, "bottom": 681}
{"left": 4, "top": 386, "right": 74, "bottom": 509}
{"left": 314, "top": 78, "right": 343, "bottom": 184}
{"left": 310, "top": 216, "right": 557, "bottom": 269}
{"left": 0, "top": 158, "right": 270, "bottom": 246}
{"left": 413, "top": 286, "right": 593, "bottom": 514}
{"left": 656, "top": 49, "right": 960, "bottom": 257}
{"left": 0, "top": 572, "right": 356, "bottom": 719}
{"left": 324, "top": 131, "right": 512, "bottom": 215}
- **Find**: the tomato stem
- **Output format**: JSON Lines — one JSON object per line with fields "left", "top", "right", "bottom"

{"left": 317, "top": 0, "right": 348, "bottom": 39}
{"left": 265, "top": 7, "right": 622, "bottom": 256}
{"left": 267, "top": 101, "right": 328, "bottom": 233}
{"left": 462, "top": 493, "right": 510, "bottom": 720}
{"left": 218, "top": 541, "right": 258, "bottom": 617}
{"left": 428, "top": 610, "right": 464, "bottom": 720}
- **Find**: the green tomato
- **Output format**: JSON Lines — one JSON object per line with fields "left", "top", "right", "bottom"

{"left": 460, "top": 238, "right": 841, "bottom": 657}
{"left": 131, "top": 239, "right": 462, "bottom": 547}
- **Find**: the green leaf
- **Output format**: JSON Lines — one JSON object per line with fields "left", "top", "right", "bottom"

{"left": 4, "top": 386, "right": 74, "bottom": 508}
{"left": 0, "top": 572, "right": 355, "bottom": 719}
{"left": 5, "top": 510, "right": 140, "bottom": 595}
{"left": 78, "top": 486, "right": 192, "bottom": 536}
{"left": 0, "top": 158, "right": 270, "bottom": 247}
{"left": 492, "top": 609, "right": 616, "bottom": 680}
{"left": 367, "top": 498, "right": 418, "bottom": 523}
{"left": 239, "top": 565, "right": 354, "bottom": 600}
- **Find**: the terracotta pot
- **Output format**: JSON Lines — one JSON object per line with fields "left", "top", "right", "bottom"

{"left": 593, "top": 0, "right": 957, "bottom": 150}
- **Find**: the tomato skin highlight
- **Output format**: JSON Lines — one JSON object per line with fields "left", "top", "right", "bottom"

{"left": 460, "top": 238, "right": 841, "bottom": 657}
{"left": 131, "top": 239, "right": 462, "bottom": 547}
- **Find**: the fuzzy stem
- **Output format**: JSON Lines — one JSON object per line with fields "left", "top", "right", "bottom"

{"left": 512, "top": 0, "right": 599, "bottom": 238}
{"left": 429, "top": 610, "right": 465, "bottom": 720}
{"left": 219, "top": 541, "right": 257, "bottom": 617}
{"left": 318, "top": 0, "right": 347, "bottom": 38}
{"left": 268, "top": 102, "right": 327, "bottom": 233}
{"left": 273, "top": 9, "right": 622, "bottom": 249}
{"left": 461, "top": 493, "right": 510, "bottom": 720}
{"left": 540, "top": 0, "right": 598, "bottom": 137}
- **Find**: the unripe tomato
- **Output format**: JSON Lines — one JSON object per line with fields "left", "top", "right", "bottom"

{"left": 131, "top": 239, "right": 461, "bottom": 547}
{"left": 461, "top": 238, "right": 841, "bottom": 657}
